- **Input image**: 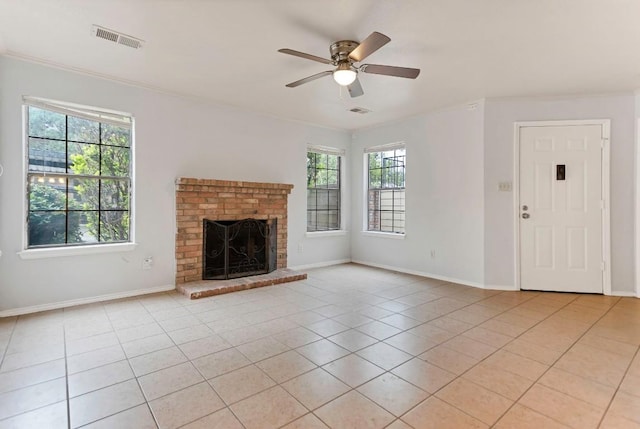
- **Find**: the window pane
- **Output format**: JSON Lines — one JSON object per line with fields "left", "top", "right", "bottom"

{"left": 315, "top": 168, "right": 328, "bottom": 187}
{"left": 380, "top": 190, "right": 395, "bottom": 211}
{"left": 327, "top": 189, "right": 339, "bottom": 210}
{"left": 327, "top": 155, "right": 338, "bottom": 169}
{"left": 101, "top": 124, "right": 131, "bottom": 147}
{"left": 315, "top": 189, "right": 329, "bottom": 207}
{"left": 369, "top": 168, "right": 381, "bottom": 188}
{"left": 395, "top": 190, "right": 406, "bottom": 211}
{"left": 68, "top": 142, "right": 100, "bottom": 175}
{"left": 68, "top": 116, "right": 99, "bottom": 143}
{"left": 69, "top": 177, "right": 99, "bottom": 210}
{"left": 307, "top": 189, "right": 317, "bottom": 210}
{"left": 68, "top": 211, "right": 99, "bottom": 244}
{"left": 307, "top": 167, "right": 316, "bottom": 188}
{"left": 101, "top": 146, "right": 130, "bottom": 177}
{"left": 28, "top": 211, "right": 66, "bottom": 246}
{"left": 316, "top": 212, "right": 333, "bottom": 230}
{"left": 101, "top": 179, "right": 130, "bottom": 209}
{"left": 100, "top": 211, "right": 130, "bottom": 242}
{"left": 29, "top": 180, "right": 67, "bottom": 211}
{"left": 328, "top": 170, "right": 338, "bottom": 187}
{"left": 369, "top": 153, "right": 380, "bottom": 169}
{"left": 307, "top": 211, "right": 317, "bottom": 231}
{"left": 28, "top": 106, "right": 65, "bottom": 139}
{"left": 326, "top": 210, "right": 339, "bottom": 229}
{"left": 28, "top": 138, "right": 66, "bottom": 173}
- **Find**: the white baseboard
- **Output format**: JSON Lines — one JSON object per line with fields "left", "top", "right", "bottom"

{"left": 0, "top": 284, "right": 176, "bottom": 317}
{"left": 351, "top": 260, "right": 488, "bottom": 289}
{"left": 610, "top": 290, "right": 638, "bottom": 297}
{"left": 483, "top": 284, "right": 519, "bottom": 291}
{"left": 289, "top": 259, "right": 352, "bottom": 271}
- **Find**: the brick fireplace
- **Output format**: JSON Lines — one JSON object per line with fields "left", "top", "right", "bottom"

{"left": 175, "top": 178, "right": 293, "bottom": 285}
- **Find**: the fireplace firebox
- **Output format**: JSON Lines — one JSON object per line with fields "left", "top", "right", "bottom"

{"left": 203, "top": 218, "right": 277, "bottom": 280}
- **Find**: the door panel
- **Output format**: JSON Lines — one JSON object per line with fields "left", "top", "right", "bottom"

{"left": 519, "top": 124, "right": 603, "bottom": 293}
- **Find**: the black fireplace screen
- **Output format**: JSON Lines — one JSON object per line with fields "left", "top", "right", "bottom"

{"left": 203, "top": 218, "right": 277, "bottom": 280}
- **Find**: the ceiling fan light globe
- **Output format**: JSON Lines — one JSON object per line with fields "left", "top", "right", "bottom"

{"left": 333, "top": 69, "right": 357, "bottom": 86}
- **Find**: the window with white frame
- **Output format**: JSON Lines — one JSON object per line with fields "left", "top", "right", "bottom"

{"left": 366, "top": 143, "right": 405, "bottom": 234}
{"left": 307, "top": 146, "right": 344, "bottom": 231}
{"left": 24, "top": 97, "right": 133, "bottom": 248}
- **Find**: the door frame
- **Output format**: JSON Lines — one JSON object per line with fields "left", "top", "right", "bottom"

{"left": 513, "top": 119, "right": 611, "bottom": 295}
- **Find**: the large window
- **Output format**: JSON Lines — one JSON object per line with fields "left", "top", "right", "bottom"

{"left": 367, "top": 144, "right": 405, "bottom": 234}
{"left": 25, "top": 98, "right": 133, "bottom": 248}
{"left": 307, "top": 147, "right": 343, "bottom": 231}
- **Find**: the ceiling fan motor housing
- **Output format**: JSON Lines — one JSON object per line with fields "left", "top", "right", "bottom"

{"left": 330, "top": 40, "right": 359, "bottom": 64}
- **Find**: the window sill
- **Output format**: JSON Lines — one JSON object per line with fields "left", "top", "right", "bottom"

{"left": 18, "top": 242, "right": 137, "bottom": 260}
{"left": 361, "top": 231, "right": 406, "bottom": 240}
{"left": 305, "top": 230, "right": 348, "bottom": 238}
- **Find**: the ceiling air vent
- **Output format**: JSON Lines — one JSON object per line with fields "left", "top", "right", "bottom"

{"left": 92, "top": 25, "right": 143, "bottom": 49}
{"left": 349, "top": 107, "right": 371, "bottom": 114}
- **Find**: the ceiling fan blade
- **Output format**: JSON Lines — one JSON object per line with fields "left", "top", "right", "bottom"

{"left": 278, "top": 48, "right": 332, "bottom": 65}
{"left": 347, "top": 77, "right": 364, "bottom": 98}
{"left": 285, "top": 70, "right": 333, "bottom": 88}
{"left": 348, "top": 32, "right": 391, "bottom": 62}
{"left": 361, "top": 64, "right": 420, "bottom": 79}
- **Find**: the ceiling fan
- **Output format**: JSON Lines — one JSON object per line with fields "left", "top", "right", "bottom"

{"left": 278, "top": 31, "right": 420, "bottom": 98}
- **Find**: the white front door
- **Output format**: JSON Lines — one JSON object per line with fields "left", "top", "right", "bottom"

{"left": 519, "top": 123, "right": 604, "bottom": 293}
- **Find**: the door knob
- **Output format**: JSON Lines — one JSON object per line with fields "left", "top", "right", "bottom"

{"left": 522, "top": 213, "right": 530, "bottom": 219}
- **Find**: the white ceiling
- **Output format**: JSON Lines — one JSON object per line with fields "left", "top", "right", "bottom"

{"left": 1, "top": 0, "right": 640, "bottom": 130}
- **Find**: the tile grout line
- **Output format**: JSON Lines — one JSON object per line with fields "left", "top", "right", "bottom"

{"left": 76, "top": 297, "right": 160, "bottom": 428}
{"left": 63, "top": 308, "right": 72, "bottom": 429}
{"left": 595, "top": 325, "right": 640, "bottom": 428}
{"left": 374, "top": 291, "right": 547, "bottom": 427}
{"left": 120, "top": 293, "right": 182, "bottom": 429}
{"left": 0, "top": 314, "right": 68, "bottom": 425}
{"left": 140, "top": 291, "right": 265, "bottom": 428}
{"left": 375, "top": 292, "right": 563, "bottom": 426}
{"left": 0, "top": 317, "right": 18, "bottom": 371}
{"left": 483, "top": 297, "right": 600, "bottom": 428}
{"left": 481, "top": 296, "right": 624, "bottom": 428}
{"left": 277, "top": 289, "right": 542, "bottom": 427}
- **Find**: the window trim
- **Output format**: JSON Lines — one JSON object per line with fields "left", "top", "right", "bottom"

{"left": 363, "top": 142, "right": 406, "bottom": 235}
{"left": 18, "top": 242, "right": 137, "bottom": 260}
{"left": 360, "top": 231, "right": 406, "bottom": 240}
{"left": 306, "top": 145, "right": 345, "bottom": 233}
{"left": 21, "top": 98, "right": 136, "bottom": 252}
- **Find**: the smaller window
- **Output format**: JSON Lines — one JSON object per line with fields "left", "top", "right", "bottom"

{"left": 307, "top": 147, "right": 342, "bottom": 232}
{"left": 366, "top": 145, "right": 405, "bottom": 234}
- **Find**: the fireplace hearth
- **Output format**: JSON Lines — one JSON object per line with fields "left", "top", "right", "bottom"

{"left": 203, "top": 218, "right": 277, "bottom": 280}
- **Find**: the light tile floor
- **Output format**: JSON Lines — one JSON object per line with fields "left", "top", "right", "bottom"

{"left": 0, "top": 263, "right": 639, "bottom": 428}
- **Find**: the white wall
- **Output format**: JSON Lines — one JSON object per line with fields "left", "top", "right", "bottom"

{"left": 350, "top": 103, "right": 486, "bottom": 286}
{"left": 0, "top": 56, "right": 351, "bottom": 312}
{"left": 484, "top": 95, "right": 636, "bottom": 294}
